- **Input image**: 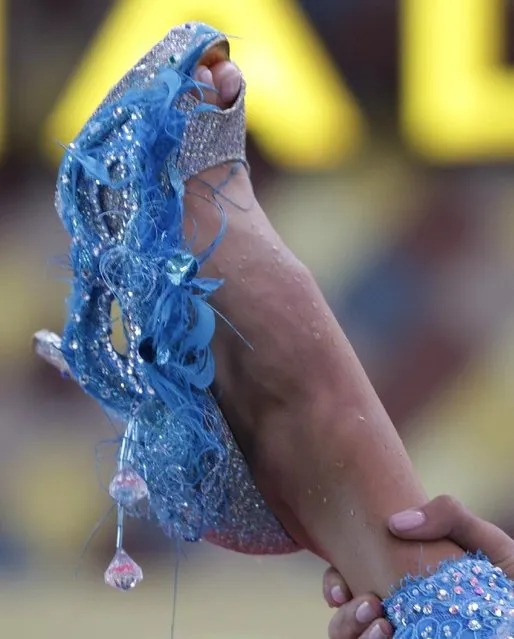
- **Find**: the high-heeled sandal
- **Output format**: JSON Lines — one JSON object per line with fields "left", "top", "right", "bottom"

{"left": 34, "top": 21, "right": 298, "bottom": 591}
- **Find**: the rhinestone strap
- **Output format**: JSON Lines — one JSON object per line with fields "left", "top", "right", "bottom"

{"left": 385, "top": 555, "right": 514, "bottom": 638}
{"left": 94, "top": 21, "right": 247, "bottom": 183}
{"left": 175, "top": 83, "right": 247, "bottom": 182}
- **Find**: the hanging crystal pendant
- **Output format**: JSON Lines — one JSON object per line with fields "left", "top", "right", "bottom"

{"left": 165, "top": 252, "right": 198, "bottom": 285}
{"left": 109, "top": 466, "right": 149, "bottom": 507}
{"left": 104, "top": 548, "right": 143, "bottom": 591}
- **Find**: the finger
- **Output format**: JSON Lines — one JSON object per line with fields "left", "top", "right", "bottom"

{"left": 328, "top": 595, "right": 383, "bottom": 639}
{"left": 361, "top": 619, "right": 394, "bottom": 639}
{"left": 389, "top": 495, "right": 514, "bottom": 577}
{"left": 323, "top": 566, "right": 351, "bottom": 607}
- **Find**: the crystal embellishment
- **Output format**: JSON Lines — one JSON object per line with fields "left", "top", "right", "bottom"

{"left": 385, "top": 556, "right": 514, "bottom": 639}
{"left": 165, "top": 252, "right": 199, "bottom": 285}
{"left": 104, "top": 548, "right": 143, "bottom": 591}
{"left": 109, "top": 467, "right": 149, "bottom": 507}
{"left": 33, "top": 330, "right": 71, "bottom": 376}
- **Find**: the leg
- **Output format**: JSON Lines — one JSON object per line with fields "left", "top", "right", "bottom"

{"left": 186, "top": 160, "right": 461, "bottom": 597}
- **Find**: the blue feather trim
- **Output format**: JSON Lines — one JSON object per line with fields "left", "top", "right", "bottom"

{"left": 55, "top": 62, "right": 230, "bottom": 540}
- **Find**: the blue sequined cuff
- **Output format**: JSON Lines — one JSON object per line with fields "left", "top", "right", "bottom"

{"left": 384, "top": 555, "right": 514, "bottom": 638}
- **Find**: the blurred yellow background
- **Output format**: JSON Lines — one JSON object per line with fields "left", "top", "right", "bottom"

{"left": 2, "top": 0, "right": 514, "bottom": 637}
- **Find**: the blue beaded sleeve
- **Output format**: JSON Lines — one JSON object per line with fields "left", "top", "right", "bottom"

{"left": 384, "top": 555, "right": 514, "bottom": 639}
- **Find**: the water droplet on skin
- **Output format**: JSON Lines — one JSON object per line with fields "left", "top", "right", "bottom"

{"left": 286, "top": 305, "right": 292, "bottom": 312}
{"left": 293, "top": 274, "right": 302, "bottom": 283}
{"left": 313, "top": 332, "right": 321, "bottom": 340}
{"left": 312, "top": 302, "right": 319, "bottom": 309}
{"left": 272, "top": 245, "right": 279, "bottom": 252}
{"left": 350, "top": 509, "right": 356, "bottom": 517}
{"left": 358, "top": 416, "right": 365, "bottom": 422}
{"left": 241, "top": 255, "right": 248, "bottom": 261}
{"left": 323, "top": 497, "right": 327, "bottom": 504}
{"left": 241, "top": 277, "right": 246, "bottom": 283}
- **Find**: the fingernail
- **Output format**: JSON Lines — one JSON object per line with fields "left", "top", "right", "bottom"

{"left": 389, "top": 510, "right": 426, "bottom": 531}
{"left": 356, "top": 601, "right": 377, "bottom": 624}
{"left": 330, "top": 585, "right": 345, "bottom": 605}
{"left": 370, "top": 624, "right": 387, "bottom": 639}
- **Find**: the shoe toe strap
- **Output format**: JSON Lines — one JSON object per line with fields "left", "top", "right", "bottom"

{"left": 176, "top": 80, "right": 247, "bottom": 182}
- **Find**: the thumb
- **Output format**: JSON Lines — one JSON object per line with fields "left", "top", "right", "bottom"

{"left": 323, "top": 566, "right": 352, "bottom": 608}
{"left": 388, "top": 495, "right": 514, "bottom": 578}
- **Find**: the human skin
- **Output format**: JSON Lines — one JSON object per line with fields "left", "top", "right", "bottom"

{"left": 323, "top": 495, "right": 514, "bottom": 639}
{"left": 187, "top": 52, "right": 462, "bottom": 598}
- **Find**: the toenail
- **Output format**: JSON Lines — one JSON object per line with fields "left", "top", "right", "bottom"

{"left": 196, "top": 66, "right": 213, "bottom": 87}
{"left": 220, "top": 73, "right": 241, "bottom": 103}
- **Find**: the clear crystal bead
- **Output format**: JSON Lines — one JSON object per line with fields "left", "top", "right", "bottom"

{"left": 165, "top": 252, "right": 198, "bottom": 285}
{"left": 109, "top": 467, "right": 148, "bottom": 507}
{"left": 104, "top": 549, "right": 143, "bottom": 591}
{"left": 33, "top": 330, "right": 71, "bottom": 376}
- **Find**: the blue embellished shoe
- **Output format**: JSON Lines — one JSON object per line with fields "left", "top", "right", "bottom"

{"left": 384, "top": 555, "right": 514, "bottom": 639}
{"left": 34, "top": 21, "right": 298, "bottom": 590}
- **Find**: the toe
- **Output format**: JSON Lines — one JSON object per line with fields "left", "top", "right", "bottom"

{"left": 211, "top": 60, "right": 242, "bottom": 108}
{"left": 195, "top": 64, "right": 213, "bottom": 87}
{"left": 193, "top": 60, "right": 242, "bottom": 109}
{"left": 193, "top": 64, "right": 217, "bottom": 105}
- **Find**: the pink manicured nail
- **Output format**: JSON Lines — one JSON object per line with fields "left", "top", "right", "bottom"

{"left": 356, "top": 601, "right": 377, "bottom": 624}
{"left": 331, "top": 585, "right": 345, "bottom": 605}
{"left": 389, "top": 510, "right": 426, "bottom": 531}
{"left": 370, "top": 624, "right": 388, "bottom": 639}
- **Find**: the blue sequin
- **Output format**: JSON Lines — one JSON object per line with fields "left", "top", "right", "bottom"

{"left": 385, "top": 555, "right": 514, "bottom": 639}
{"left": 165, "top": 252, "right": 199, "bottom": 285}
